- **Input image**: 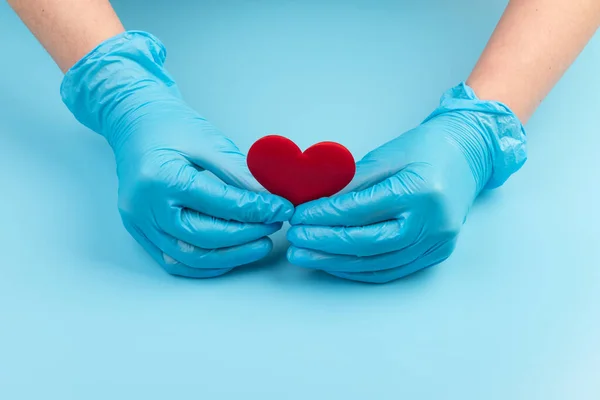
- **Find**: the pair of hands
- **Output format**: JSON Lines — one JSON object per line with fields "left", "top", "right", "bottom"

{"left": 61, "top": 31, "right": 527, "bottom": 283}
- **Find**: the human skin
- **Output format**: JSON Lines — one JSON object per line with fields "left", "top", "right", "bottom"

{"left": 6, "top": 0, "right": 125, "bottom": 73}
{"left": 467, "top": 0, "right": 600, "bottom": 123}
{"left": 7, "top": 0, "right": 600, "bottom": 121}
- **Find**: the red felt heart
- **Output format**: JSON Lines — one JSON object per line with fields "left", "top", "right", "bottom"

{"left": 247, "top": 135, "right": 356, "bottom": 206}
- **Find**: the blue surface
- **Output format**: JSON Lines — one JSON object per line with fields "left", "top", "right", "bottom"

{"left": 1, "top": 1, "right": 599, "bottom": 398}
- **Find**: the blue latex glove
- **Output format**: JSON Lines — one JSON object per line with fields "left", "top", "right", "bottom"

{"left": 287, "top": 83, "right": 527, "bottom": 283}
{"left": 61, "top": 31, "right": 293, "bottom": 278}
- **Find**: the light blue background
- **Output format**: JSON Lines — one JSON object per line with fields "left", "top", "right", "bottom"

{"left": 1, "top": 1, "right": 599, "bottom": 399}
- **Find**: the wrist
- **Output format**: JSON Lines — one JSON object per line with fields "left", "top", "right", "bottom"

{"left": 422, "top": 82, "right": 528, "bottom": 192}
{"left": 423, "top": 112, "right": 495, "bottom": 194}
{"left": 60, "top": 30, "right": 181, "bottom": 145}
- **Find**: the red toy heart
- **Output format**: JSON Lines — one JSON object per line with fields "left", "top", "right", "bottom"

{"left": 247, "top": 135, "right": 356, "bottom": 206}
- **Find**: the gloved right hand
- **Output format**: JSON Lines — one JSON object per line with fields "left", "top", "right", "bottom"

{"left": 60, "top": 31, "right": 293, "bottom": 278}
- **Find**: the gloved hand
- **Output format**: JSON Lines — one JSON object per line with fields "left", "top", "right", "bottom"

{"left": 287, "top": 83, "right": 527, "bottom": 283}
{"left": 61, "top": 31, "right": 293, "bottom": 278}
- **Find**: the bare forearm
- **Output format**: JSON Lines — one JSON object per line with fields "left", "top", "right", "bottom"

{"left": 7, "top": 0, "right": 125, "bottom": 72}
{"left": 467, "top": 0, "right": 600, "bottom": 123}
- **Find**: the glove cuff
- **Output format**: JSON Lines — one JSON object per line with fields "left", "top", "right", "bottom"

{"left": 60, "top": 30, "right": 181, "bottom": 142}
{"left": 422, "top": 82, "right": 528, "bottom": 189}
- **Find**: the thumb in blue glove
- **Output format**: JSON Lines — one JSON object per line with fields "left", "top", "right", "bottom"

{"left": 287, "top": 83, "right": 527, "bottom": 283}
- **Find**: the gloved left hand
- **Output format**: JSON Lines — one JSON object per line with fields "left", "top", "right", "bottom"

{"left": 287, "top": 83, "right": 527, "bottom": 283}
{"left": 61, "top": 31, "right": 293, "bottom": 278}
